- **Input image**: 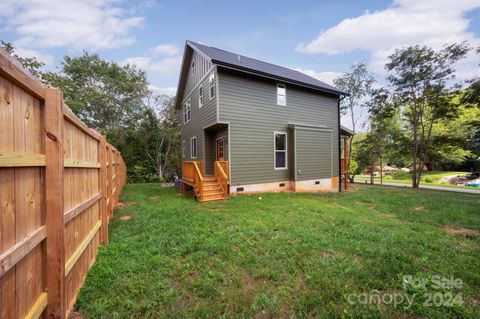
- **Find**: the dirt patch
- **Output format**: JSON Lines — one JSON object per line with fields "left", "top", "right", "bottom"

{"left": 254, "top": 310, "right": 274, "bottom": 319}
{"left": 69, "top": 312, "right": 84, "bottom": 319}
{"left": 185, "top": 271, "right": 197, "bottom": 284}
{"left": 120, "top": 215, "right": 131, "bottom": 221}
{"left": 468, "top": 298, "right": 479, "bottom": 307}
{"left": 414, "top": 206, "right": 425, "bottom": 211}
{"left": 115, "top": 201, "right": 135, "bottom": 208}
{"left": 241, "top": 269, "right": 259, "bottom": 292}
{"left": 443, "top": 226, "right": 480, "bottom": 236}
{"left": 295, "top": 271, "right": 305, "bottom": 291}
{"left": 320, "top": 251, "right": 334, "bottom": 258}
{"left": 149, "top": 195, "right": 161, "bottom": 199}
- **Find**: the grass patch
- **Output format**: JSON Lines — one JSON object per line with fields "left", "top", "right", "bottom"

{"left": 355, "top": 171, "right": 473, "bottom": 189}
{"left": 75, "top": 184, "right": 480, "bottom": 318}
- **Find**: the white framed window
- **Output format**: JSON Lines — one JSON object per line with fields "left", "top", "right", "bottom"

{"left": 191, "top": 59, "right": 195, "bottom": 77}
{"left": 209, "top": 73, "right": 216, "bottom": 99}
{"left": 182, "top": 140, "right": 186, "bottom": 157}
{"left": 274, "top": 131, "right": 287, "bottom": 169}
{"left": 183, "top": 99, "right": 191, "bottom": 124}
{"left": 277, "top": 84, "right": 286, "bottom": 106}
{"left": 190, "top": 136, "right": 197, "bottom": 159}
{"left": 199, "top": 86, "right": 203, "bottom": 108}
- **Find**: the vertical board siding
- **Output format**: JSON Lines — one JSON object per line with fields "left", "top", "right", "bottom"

{"left": 184, "top": 50, "right": 213, "bottom": 98}
{"left": 0, "top": 50, "right": 126, "bottom": 319}
{"left": 218, "top": 68, "right": 339, "bottom": 185}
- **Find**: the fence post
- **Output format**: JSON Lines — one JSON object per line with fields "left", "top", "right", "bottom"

{"left": 99, "top": 136, "right": 108, "bottom": 244}
{"left": 106, "top": 146, "right": 113, "bottom": 217}
{"left": 44, "top": 88, "right": 66, "bottom": 319}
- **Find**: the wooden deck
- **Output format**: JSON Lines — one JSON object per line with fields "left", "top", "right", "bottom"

{"left": 182, "top": 161, "right": 229, "bottom": 202}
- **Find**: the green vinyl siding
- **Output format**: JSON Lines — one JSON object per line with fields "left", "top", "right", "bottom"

{"left": 181, "top": 66, "right": 217, "bottom": 171}
{"left": 295, "top": 128, "right": 333, "bottom": 181}
{"left": 218, "top": 68, "right": 339, "bottom": 186}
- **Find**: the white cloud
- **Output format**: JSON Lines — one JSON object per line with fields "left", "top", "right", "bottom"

{"left": 121, "top": 44, "right": 182, "bottom": 76}
{"left": 293, "top": 68, "right": 342, "bottom": 86}
{"left": 1, "top": 0, "right": 144, "bottom": 50}
{"left": 151, "top": 44, "right": 179, "bottom": 56}
{"left": 14, "top": 47, "right": 54, "bottom": 66}
{"left": 296, "top": 0, "right": 480, "bottom": 78}
{"left": 149, "top": 85, "right": 176, "bottom": 96}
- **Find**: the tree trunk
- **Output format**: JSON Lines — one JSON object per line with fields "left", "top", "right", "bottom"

{"left": 380, "top": 156, "right": 383, "bottom": 185}
{"left": 411, "top": 114, "right": 419, "bottom": 188}
{"left": 370, "top": 160, "right": 375, "bottom": 185}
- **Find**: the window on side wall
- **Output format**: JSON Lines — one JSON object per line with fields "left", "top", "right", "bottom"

{"left": 209, "top": 73, "right": 215, "bottom": 99}
{"left": 274, "top": 132, "right": 287, "bottom": 169}
{"left": 199, "top": 86, "right": 203, "bottom": 108}
{"left": 190, "top": 136, "right": 197, "bottom": 159}
{"left": 191, "top": 59, "right": 195, "bottom": 77}
{"left": 183, "top": 100, "right": 191, "bottom": 124}
{"left": 182, "top": 140, "right": 186, "bottom": 157}
{"left": 277, "top": 84, "right": 286, "bottom": 106}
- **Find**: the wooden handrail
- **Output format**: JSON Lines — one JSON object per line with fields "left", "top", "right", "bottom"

{"left": 214, "top": 161, "right": 229, "bottom": 196}
{"left": 215, "top": 162, "right": 228, "bottom": 180}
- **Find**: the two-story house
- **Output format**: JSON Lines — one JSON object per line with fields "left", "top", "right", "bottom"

{"left": 176, "top": 41, "right": 353, "bottom": 202}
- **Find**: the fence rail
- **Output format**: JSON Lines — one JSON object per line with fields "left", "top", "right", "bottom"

{"left": 0, "top": 49, "right": 126, "bottom": 319}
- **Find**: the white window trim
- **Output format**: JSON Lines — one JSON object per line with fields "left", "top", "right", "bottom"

{"left": 209, "top": 73, "right": 216, "bottom": 100}
{"left": 199, "top": 86, "right": 203, "bottom": 108}
{"left": 190, "top": 136, "right": 197, "bottom": 159}
{"left": 274, "top": 131, "right": 288, "bottom": 170}
{"left": 182, "top": 140, "right": 186, "bottom": 157}
{"left": 183, "top": 99, "right": 191, "bottom": 124}
{"left": 277, "top": 83, "right": 286, "bottom": 106}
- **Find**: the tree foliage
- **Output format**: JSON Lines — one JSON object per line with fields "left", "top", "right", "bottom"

{"left": 1, "top": 40, "right": 45, "bottom": 79}
{"left": 43, "top": 52, "right": 149, "bottom": 136}
{"left": 385, "top": 42, "right": 471, "bottom": 187}
{"left": 334, "top": 61, "right": 375, "bottom": 133}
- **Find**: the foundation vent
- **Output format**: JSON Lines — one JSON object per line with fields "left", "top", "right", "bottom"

{"left": 315, "top": 181, "right": 320, "bottom": 185}
{"left": 236, "top": 187, "right": 245, "bottom": 192}
{"left": 279, "top": 183, "right": 285, "bottom": 187}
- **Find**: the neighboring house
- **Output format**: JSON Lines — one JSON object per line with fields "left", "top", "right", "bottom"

{"left": 176, "top": 40, "right": 352, "bottom": 202}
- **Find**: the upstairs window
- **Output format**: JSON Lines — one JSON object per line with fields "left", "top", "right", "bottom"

{"left": 277, "top": 84, "right": 286, "bottom": 106}
{"left": 274, "top": 132, "right": 287, "bottom": 169}
{"left": 182, "top": 140, "right": 186, "bottom": 157}
{"left": 183, "top": 100, "right": 191, "bottom": 124}
{"left": 209, "top": 73, "right": 216, "bottom": 99}
{"left": 199, "top": 86, "right": 204, "bottom": 108}
{"left": 190, "top": 136, "right": 197, "bottom": 159}
{"left": 191, "top": 59, "right": 195, "bottom": 77}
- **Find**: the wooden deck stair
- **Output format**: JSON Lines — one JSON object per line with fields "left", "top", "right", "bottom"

{"left": 183, "top": 161, "right": 229, "bottom": 203}
{"left": 198, "top": 177, "right": 228, "bottom": 202}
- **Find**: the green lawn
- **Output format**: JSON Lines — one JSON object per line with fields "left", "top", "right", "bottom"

{"left": 75, "top": 184, "right": 480, "bottom": 318}
{"left": 355, "top": 171, "right": 473, "bottom": 189}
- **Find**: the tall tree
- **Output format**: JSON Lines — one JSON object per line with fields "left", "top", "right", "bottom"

{"left": 365, "top": 88, "right": 397, "bottom": 184}
{"left": 334, "top": 62, "right": 375, "bottom": 180}
{"left": 462, "top": 47, "right": 480, "bottom": 107}
{"left": 43, "top": 52, "right": 149, "bottom": 138}
{"left": 386, "top": 42, "right": 470, "bottom": 187}
{"left": 1, "top": 40, "right": 45, "bottom": 79}
{"left": 334, "top": 61, "right": 375, "bottom": 133}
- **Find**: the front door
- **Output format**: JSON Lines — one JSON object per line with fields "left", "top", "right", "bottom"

{"left": 216, "top": 138, "right": 224, "bottom": 161}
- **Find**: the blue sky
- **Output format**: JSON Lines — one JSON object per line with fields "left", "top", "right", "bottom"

{"left": 1, "top": 0, "right": 479, "bottom": 98}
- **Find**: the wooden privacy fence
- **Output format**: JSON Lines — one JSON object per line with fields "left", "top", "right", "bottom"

{"left": 0, "top": 50, "right": 126, "bottom": 318}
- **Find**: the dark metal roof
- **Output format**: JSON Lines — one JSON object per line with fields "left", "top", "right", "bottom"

{"left": 187, "top": 41, "right": 347, "bottom": 96}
